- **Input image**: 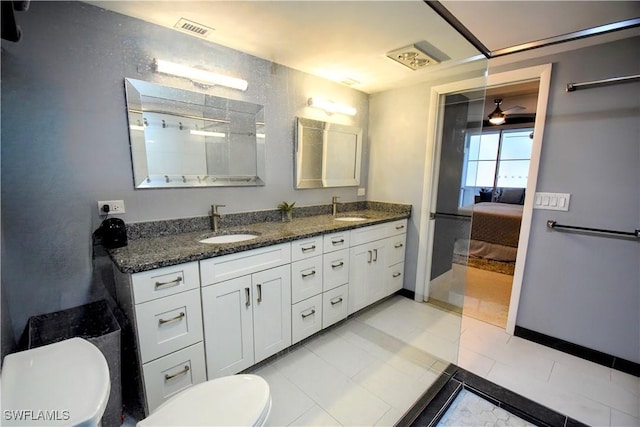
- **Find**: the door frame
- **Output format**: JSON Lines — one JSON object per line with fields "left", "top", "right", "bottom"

{"left": 415, "top": 64, "right": 553, "bottom": 334}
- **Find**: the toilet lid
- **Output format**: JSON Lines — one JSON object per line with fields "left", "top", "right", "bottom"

{"left": 138, "top": 374, "right": 271, "bottom": 427}
{"left": 1, "top": 338, "right": 110, "bottom": 427}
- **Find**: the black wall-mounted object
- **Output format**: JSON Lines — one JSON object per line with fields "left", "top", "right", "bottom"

{"left": 2, "top": 1, "right": 30, "bottom": 42}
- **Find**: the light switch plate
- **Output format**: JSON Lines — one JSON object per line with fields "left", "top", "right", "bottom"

{"left": 533, "top": 192, "right": 570, "bottom": 211}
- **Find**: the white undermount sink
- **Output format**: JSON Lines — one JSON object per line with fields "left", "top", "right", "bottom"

{"left": 334, "top": 216, "right": 368, "bottom": 222}
{"left": 199, "top": 234, "right": 259, "bottom": 244}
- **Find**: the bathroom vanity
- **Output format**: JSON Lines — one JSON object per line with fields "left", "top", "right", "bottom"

{"left": 111, "top": 205, "right": 408, "bottom": 415}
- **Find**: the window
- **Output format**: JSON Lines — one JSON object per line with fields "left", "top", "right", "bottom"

{"left": 461, "top": 128, "right": 533, "bottom": 204}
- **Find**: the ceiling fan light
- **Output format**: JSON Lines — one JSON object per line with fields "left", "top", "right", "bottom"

{"left": 488, "top": 98, "right": 506, "bottom": 125}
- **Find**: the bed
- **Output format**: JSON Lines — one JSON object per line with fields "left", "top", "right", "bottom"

{"left": 465, "top": 202, "right": 523, "bottom": 262}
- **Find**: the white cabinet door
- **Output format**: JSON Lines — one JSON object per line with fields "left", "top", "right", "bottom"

{"left": 252, "top": 265, "right": 292, "bottom": 363}
{"left": 348, "top": 241, "right": 386, "bottom": 314}
{"left": 201, "top": 276, "right": 254, "bottom": 379}
{"left": 368, "top": 241, "right": 387, "bottom": 304}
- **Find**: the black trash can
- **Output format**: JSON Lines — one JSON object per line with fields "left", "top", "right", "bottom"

{"left": 22, "top": 300, "right": 122, "bottom": 427}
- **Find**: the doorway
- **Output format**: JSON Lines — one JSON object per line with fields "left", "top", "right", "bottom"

{"left": 416, "top": 64, "right": 553, "bottom": 334}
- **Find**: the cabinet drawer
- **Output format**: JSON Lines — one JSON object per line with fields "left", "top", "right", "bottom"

{"left": 131, "top": 262, "right": 200, "bottom": 304}
{"left": 291, "top": 256, "right": 323, "bottom": 304}
{"left": 136, "top": 289, "right": 203, "bottom": 363}
{"left": 323, "top": 232, "right": 350, "bottom": 253}
{"left": 291, "top": 294, "right": 323, "bottom": 344}
{"left": 142, "top": 342, "right": 207, "bottom": 414}
{"left": 200, "top": 243, "right": 291, "bottom": 286}
{"left": 322, "top": 284, "right": 349, "bottom": 328}
{"left": 387, "top": 263, "right": 405, "bottom": 295}
{"left": 387, "top": 219, "right": 408, "bottom": 236}
{"left": 291, "top": 237, "right": 322, "bottom": 262}
{"left": 386, "top": 235, "right": 407, "bottom": 267}
{"left": 350, "top": 223, "right": 388, "bottom": 246}
{"left": 323, "top": 249, "right": 349, "bottom": 292}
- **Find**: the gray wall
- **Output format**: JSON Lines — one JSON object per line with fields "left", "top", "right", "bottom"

{"left": 369, "top": 37, "right": 639, "bottom": 362}
{"left": 489, "top": 37, "right": 639, "bottom": 363}
{"left": 1, "top": 2, "right": 369, "bottom": 341}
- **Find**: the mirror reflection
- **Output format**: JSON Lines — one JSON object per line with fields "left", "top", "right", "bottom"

{"left": 124, "top": 78, "right": 265, "bottom": 188}
{"left": 295, "top": 117, "right": 363, "bottom": 189}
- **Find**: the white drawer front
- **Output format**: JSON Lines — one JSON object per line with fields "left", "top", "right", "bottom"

{"left": 387, "top": 263, "right": 405, "bottom": 296}
{"left": 291, "top": 294, "right": 323, "bottom": 344}
{"left": 386, "top": 235, "right": 407, "bottom": 267}
{"left": 322, "top": 284, "right": 349, "bottom": 328}
{"left": 387, "top": 219, "right": 408, "bottom": 236}
{"left": 291, "top": 256, "right": 323, "bottom": 304}
{"left": 350, "top": 223, "right": 388, "bottom": 246}
{"left": 323, "top": 249, "right": 349, "bottom": 292}
{"left": 131, "top": 262, "right": 200, "bottom": 304}
{"left": 142, "top": 342, "right": 207, "bottom": 414}
{"left": 291, "top": 237, "right": 322, "bottom": 262}
{"left": 200, "top": 243, "right": 291, "bottom": 286}
{"left": 323, "top": 232, "right": 350, "bottom": 253}
{"left": 136, "top": 289, "right": 203, "bottom": 363}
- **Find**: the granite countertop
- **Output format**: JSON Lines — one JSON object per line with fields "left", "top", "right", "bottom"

{"left": 109, "top": 208, "right": 410, "bottom": 274}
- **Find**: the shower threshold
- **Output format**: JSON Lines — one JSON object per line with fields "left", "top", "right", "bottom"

{"left": 397, "top": 365, "right": 587, "bottom": 427}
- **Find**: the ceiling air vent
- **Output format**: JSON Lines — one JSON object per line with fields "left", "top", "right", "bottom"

{"left": 386, "top": 43, "right": 440, "bottom": 70}
{"left": 174, "top": 18, "right": 214, "bottom": 38}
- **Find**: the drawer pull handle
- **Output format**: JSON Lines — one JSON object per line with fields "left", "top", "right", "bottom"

{"left": 367, "top": 250, "right": 372, "bottom": 263}
{"left": 396, "top": 224, "right": 405, "bottom": 230}
{"left": 301, "top": 309, "right": 316, "bottom": 319}
{"left": 155, "top": 277, "right": 182, "bottom": 289}
{"left": 164, "top": 365, "right": 190, "bottom": 381}
{"left": 245, "top": 287, "right": 251, "bottom": 307}
{"left": 301, "top": 245, "right": 316, "bottom": 253}
{"left": 331, "top": 261, "right": 344, "bottom": 269}
{"left": 331, "top": 239, "right": 344, "bottom": 246}
{"left": 394, "top": 243, "right": 404, "bottom": 249}
{"left": 393, "top": 272, "right": 402, "bottom": 278}
{"left": 301, "top": 270, "right": 316, "bottom": 278}
{"left": 330, "top": 297, "right": 343, "bottom": 306}
{"left": 373, "top": 249, "right": 378, "bottom": 262}
{"left": 257, "top": 284, "right": 262, "bottom": 303}
{"left": 158, "top": 312, "right": 185, "bottom": 326}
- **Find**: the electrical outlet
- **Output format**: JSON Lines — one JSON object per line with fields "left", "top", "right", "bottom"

{"left": 98, "top": 200, "right": 126, "bottom": 215}
{"left": 357, "top": 187, "right": 366, "bottom": 196}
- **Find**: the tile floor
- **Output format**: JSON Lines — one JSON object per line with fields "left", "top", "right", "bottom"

{"left": 249, "top": 295, "right": 639, "bottom": 427}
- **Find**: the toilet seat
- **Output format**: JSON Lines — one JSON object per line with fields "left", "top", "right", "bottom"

{"left": 1, "top": 337, "right": 110, "bottom": 427}
{"left": 137, "top": 374, "right": 271, "bottom": 427}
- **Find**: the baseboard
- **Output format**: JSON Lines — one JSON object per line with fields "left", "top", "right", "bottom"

{"left": 515, "top": 326, "right": 639, "bottom": 377}
{"left": 397, "top": 288, "right": 416, "bottom": 300}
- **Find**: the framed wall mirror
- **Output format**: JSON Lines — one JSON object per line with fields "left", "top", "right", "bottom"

{"left": 124, "top": 78, "right": 265, "bottom": 188}
{"left": 295, "top": 117, "right": 363, "bottom": 189}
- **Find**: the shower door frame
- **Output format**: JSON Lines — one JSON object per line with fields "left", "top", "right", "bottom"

{"left": 416, "top": 64, "right": 553, "bottom": 334}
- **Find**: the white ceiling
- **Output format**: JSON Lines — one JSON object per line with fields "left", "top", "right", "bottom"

{"left": 87, "top": 1, "right": 640, "bottom": 94}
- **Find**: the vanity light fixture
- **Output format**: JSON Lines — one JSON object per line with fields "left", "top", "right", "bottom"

{"left": 154, "top": 59, "right": 248, "bottom": 91}
{"left": 190, "top": 129, "right": 226, "bottom": 138}
{"left": 488, "top": 98, "right": 507, "bottom": 125}
{"left": 307, "top": 98, "right": 357, "bottom": 116}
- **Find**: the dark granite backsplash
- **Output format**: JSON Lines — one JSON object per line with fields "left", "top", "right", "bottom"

{"left": 126, "top": 201, "right": 408, "bottom": 240}
{"left": 110, "top": 201, "right": 411, "bottom": 273}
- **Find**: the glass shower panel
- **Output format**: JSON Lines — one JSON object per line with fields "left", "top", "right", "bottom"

{"left": 427, "top": 87, "right": 488, "bottom": 348}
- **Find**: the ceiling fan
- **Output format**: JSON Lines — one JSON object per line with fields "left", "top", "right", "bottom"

{"left": 487, "top": 98, "right": 525, "bottom": 125}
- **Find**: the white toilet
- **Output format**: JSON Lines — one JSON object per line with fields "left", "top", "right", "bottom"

{"left": 1, "top": 337, "right": 111, "bottom": 427}
{"left": 137, "top": 374, "right": 271, "bottom": 427}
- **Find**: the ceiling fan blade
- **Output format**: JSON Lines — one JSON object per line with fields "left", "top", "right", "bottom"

{"left": 503, "top": 105, "right": 526, "bottom": 115}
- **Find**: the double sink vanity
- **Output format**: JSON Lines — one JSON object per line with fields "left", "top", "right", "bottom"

{"left": 109, "top": 202, "right": 410, "bottom": 415}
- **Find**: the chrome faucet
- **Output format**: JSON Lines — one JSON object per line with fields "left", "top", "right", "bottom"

{"left": 211, "top": 204, "right": 226, "bottom": 232}
{"left": 332, "top": 196, "right": 340, "bottom": 217}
